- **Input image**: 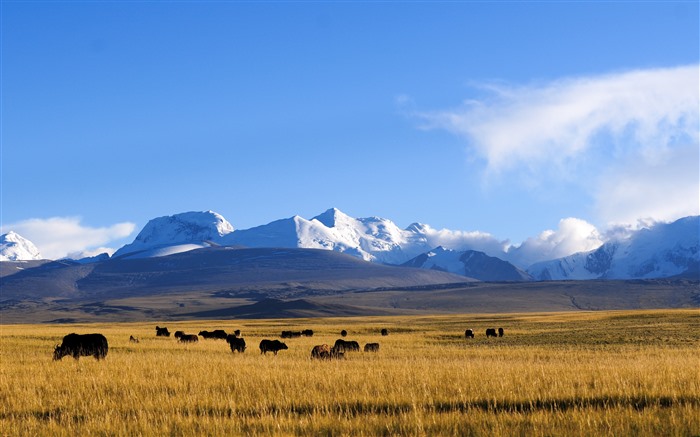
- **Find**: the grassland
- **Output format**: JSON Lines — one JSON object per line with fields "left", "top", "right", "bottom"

{"left": 1, "top": 309, "right": 699, "bottom": 436}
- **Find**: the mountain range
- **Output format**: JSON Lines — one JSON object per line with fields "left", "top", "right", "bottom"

{"left": 1, "top": 209, "right": 698, "bottom": 323}
{"left": 2, "top": 209, "right": 698, "bottom": 281}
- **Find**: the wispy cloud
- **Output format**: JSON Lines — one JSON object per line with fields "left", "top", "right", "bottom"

{"left": 1, "top": 217, "right": 136, "bottom": 260}
{"left": 417, "top": 64, "right": 699, "bottom": 225}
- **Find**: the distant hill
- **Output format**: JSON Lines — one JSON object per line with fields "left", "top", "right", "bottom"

{"left": 0, "top": 246, "right": 471, "bottom": 302}
{"left": 402, "top": 247, "right": 533, "bottom": 281}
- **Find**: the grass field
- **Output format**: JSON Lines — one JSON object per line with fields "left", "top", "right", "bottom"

{"left": 1, "top": 309, "right": 699, "bottom": 436}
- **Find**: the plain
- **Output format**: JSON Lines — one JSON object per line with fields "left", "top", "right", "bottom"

{"left": 1, "top": 309, "right": 699, "bottom": 436}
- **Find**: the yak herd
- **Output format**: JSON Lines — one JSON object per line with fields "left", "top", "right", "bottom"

{"left": 52, "top": 325, "right": 505, "bottom": 361}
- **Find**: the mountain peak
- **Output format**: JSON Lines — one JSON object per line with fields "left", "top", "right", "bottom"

{"left": 312, "top": 208, "right": 353, "bottom": 228}
{"left": 113, "top": 210, "right": 234, "bottom": 258}
{"left": 0, "top": 231, "right": 43, "bottom": 261}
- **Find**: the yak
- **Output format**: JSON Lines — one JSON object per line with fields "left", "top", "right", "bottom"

{"left": 174, "top": 331, "right": 185, "bottom": 339}
{"left": 381, "top": 329, "right": 389, "bottom": 336}
{"left": 301, "top": 329, "right": 314, "bottom": 337}
{"left": 311, "top": 344, "right": 331, "bottom": 359}
{"left": 281, "top": 330, "right": 302, "bottom": 339}
{"left": 199, "top": 330, "right": 228, "bottom": 339}
{"left": 498, "top": 327, "right": 504, "bottom": 337}
{"left": 179, "top": 334, "right": 199, "bottom": 343}
{"left": 340, "top": 330, "right": 348, "bottom": 337}
{"left": 485, "top": 328, "right": 498, "bottom": 338}
{"left": 156, "top": 326, "right": 170, "bottom": 337}
{"left": 465, "top": 329, "right": 474, "bottom": 339}
{"left": 259, "top": 339, "right": 288, "bottom": 355}
{"left": 227, "top": 335, "right": 246, "bottom": 353}
{"left": 364, "top": 343, "right": 380, "bottom": 353}
{"left": 53, "top": 333, "right": 108, "bottom": 361}
{"left": 334, "top": 339, "right": 360, "bottom": 352}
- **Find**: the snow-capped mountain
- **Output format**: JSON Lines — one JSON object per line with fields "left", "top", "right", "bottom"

{"left": 528, "top": 216, "right": 699, "bottom": 280}
{"left": 104, "top": 208, "right": 698, "bottom": 281}
{"left": 224, "top": 208, "right": 432, "bottom": 264}
{"left": 0, "top": 232, "right": 43, "bottom": 261}
{"left": 402, "top": 246, "right": 533, "bottom": 281}
{"left": 113, "top": 211, "right": 234, "bottom": 258}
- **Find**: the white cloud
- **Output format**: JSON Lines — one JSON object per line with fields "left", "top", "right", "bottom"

{"left": 0, "top": 217, "right": 136, "bottom": 260}
{"left": 506, "top": 218, "right": 604, "bottom": 268}
{"left": 596, "top": 144, "right": 700, "bottom": 226}
{"left": 413, "top": 219, "right": 605, "bottom": 268}
{"left": 418, "top": 64, "right": 699, "bottom": 225}
{"left": 421, "top": 225, "right": 509, "bottom": 257}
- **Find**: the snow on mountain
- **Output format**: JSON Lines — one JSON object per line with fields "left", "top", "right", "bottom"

{"left": 402, "top": 246, "right": 533, "bottom": 281}
{"left": 0, "top": 232, "right": 43, "bottom": 261}
{"left": 224, "top": 208, "right": 433, "bottom": 264}
{"left": 108, "top": 208, "right": 699, "bottom": 281}
{"left": 528, "top": 216, "right": 699, "bottom": 280}
{"left": 113, "top": 211, "right": 234, "bottom": 258}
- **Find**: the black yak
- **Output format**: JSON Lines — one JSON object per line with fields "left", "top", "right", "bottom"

{"left": 281, "top": 331, "right": 302, "bottom": 339}
{"left": 381, "top": 329, "right": 389, "bottom": 336}
{"left": 199, "top": 330, "right": 228, "bottom": 339}
{"left": 334, "top": 339, "right": 360, "bottom": 352}
{"left": 227, "top": 335, "right": 246, "bottom": 353}
{"left": 498, "top": 327, "right": 504, "bottom": 337}
{"left": 155, "top": 326, "right": 170, "bottom": 337}
{"left": 465, "top": 329, "right": 474, "bottom": 339}
{"left": 53, "top": 333, "right": 108, "bottom": 361}
{"left": 486, "top": 328, "right": 498, "bottom": 338}
{"left": 259, "top": 339, "right": 288, "bottom": 355}
{"left": 179, "top": 334, "right": 199, "bottom": 343}
{"left": 364, "top": 343, "right": 380, "bottom": 352}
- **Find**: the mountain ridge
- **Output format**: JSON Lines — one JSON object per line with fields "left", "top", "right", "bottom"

{"left": 3, "top": 209, "right": 698, "bottom": 281}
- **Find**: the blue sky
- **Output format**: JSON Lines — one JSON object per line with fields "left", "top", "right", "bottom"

{"left": 2, "top": 1, "right": 699, "bottom": 259}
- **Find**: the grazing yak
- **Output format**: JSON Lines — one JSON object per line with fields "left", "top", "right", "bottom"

{"left": 174, "top": 331, "right": 185, "bottom": 339}
{"left": 179, "top": 334, "right": 199, "bottom": 343}
{"left": 199, "top": 330, "right": 228, "bottom": 339}
{"left": 364, "top": 343, "right": 380, "bottom": 353}
{"left": 498, "top": 327, "right": 504, "bottom": 337}
{"left": 155, "top": 326, "right": 170, "bottom": 337}
{"left": 129, "top": 335, "right": 140, "bottom": 343}
{"left": 53, "top": 333, "right": 108, "bottom": 361}
{"left": 465, "top": 329, "right": 474, "bottom": 339}
{"left": 311, "top": 344, "right": 331, "bottom": 359}
{"left": 311, "top": 344, "right": 345, "bottom": 360}
{"left": 281, "top": 331, "right": 302, "bottom": 339}
{"left": 485, "top": 328, "right": 498, "bottom": 338}
{"left": 259, "top": 339, "right": 288, "bottom": 355}
{"left": 381, "top": 329, "right": 389, "bottom": 336}
{"left": 334, "top": 339, "right": 360, "bottom": 352}
{"left": 227, "top": 335, "right": 246, "bottom": 353}
{"left": 301, "top": 329, "right": 314, "bottom": 337}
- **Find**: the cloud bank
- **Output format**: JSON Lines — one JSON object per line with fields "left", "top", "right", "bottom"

{"left": 419, "top": 64, "right": 700, "bottom": 226}
{"left": 412, "top": 219, "right": 605, "bottom": 269}
{"left": 1, "top": 217, "right": 136, "bottom": 260}
{"left": 506, "top": 218, "right": 604, "bottom": 268}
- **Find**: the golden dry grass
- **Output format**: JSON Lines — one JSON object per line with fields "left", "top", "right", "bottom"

{"left": 1, "top": 309, "right": 699, "bottom": 436}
